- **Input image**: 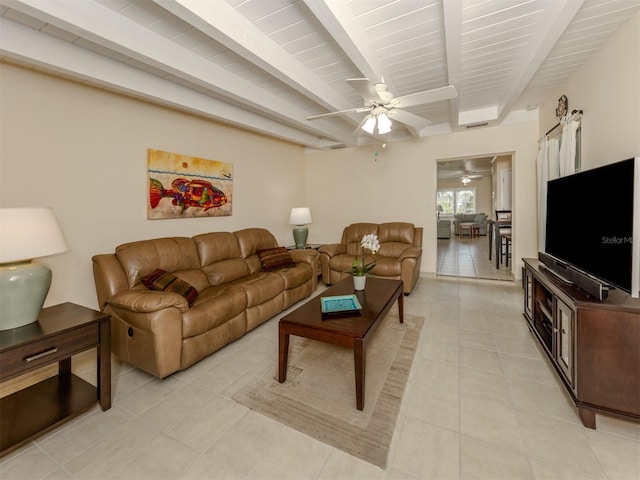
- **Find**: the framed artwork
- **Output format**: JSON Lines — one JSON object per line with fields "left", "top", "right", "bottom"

{"left": 147, "top": 149, "right": 233, "bottom": 219}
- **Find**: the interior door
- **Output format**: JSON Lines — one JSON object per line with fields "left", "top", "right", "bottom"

{"left": 501, "top": 169, "right": 512, "bottom": 209}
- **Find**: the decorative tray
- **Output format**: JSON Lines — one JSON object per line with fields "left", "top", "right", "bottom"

{"left": 320, "top": 294, "right": 363, "bottom": 314}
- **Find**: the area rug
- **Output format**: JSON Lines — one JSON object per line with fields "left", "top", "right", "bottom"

{"left": 232, "top": 313, "right": 424, "bottom": 469}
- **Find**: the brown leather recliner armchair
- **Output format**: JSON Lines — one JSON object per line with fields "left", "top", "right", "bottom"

{"left": 318, "top": 222, "right": 423, "bottom": 295}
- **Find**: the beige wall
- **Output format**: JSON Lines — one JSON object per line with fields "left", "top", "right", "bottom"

{"left": 539, "top": 10, "right": 640, "bottom": 169}
{"left": 305, "top": 121, "right": 540, "bottom": 278}
{"left": 0, "top": 63, "right": 306, "bottom": 309}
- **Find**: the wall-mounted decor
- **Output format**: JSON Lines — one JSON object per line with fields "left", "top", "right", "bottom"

{"left": 556, "top": 94, "right": 568, "bottom": 119}
{"left": 147, "top": 149, "right": 232, "bottom": 219}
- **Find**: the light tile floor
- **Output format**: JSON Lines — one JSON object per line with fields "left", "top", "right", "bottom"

{"left": 2, "top": 278, "right": 639, "bottom": 479}
{"left": 438, "top": 231, "right": 514, "bottom": 282}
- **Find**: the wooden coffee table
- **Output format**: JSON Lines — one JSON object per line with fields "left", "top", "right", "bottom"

{"left": 278, "top": 277, "right": 403, "bottom": 410}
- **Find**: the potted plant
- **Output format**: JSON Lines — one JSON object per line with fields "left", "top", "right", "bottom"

{"left": 349, "top": 234, "right": 380, "bottom": 290}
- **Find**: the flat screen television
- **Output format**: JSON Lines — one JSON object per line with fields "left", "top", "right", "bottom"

{"left": 541, "top": 157, "right": 639, "bottom": 300}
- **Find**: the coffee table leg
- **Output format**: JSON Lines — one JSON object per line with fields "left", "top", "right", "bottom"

{"left": 354, "top": 339, "right": 365, "bottom": 410}
{"left": 398, "top": 291, "right": 404, "bottom": 324}
{"left": 278, "top": 324, "right": 289, "bottom": 383}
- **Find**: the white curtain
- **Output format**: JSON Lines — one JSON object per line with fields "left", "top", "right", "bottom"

{"left": 537, "top": 114, "right": 581, "bottom": 253}
{"left": 537, "top": 136, "right": 549, "bottom": 250}
{"left": 558, "top": 118, "right": 579, "bottom": 177}
{"left": 548, "top": 136, "right": 560, "bottom": 180}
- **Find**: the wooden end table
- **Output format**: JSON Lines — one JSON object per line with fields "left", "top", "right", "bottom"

{"left": 0, "top": 303, "right": 111, "bottom": 457}
{"left": 278, "top": 277, "right": 403, "bottom": 411}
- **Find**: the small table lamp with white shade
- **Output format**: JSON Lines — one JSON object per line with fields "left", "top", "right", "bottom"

{"left": 0, "top": 208, "right": 68, "bottom": 330}
{"left": 289, "top": 207, "right": 312, "bottom": 249}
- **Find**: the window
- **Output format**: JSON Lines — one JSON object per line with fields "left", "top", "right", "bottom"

{"left": 437, "top": 188, "right": 476, "bottom": 214}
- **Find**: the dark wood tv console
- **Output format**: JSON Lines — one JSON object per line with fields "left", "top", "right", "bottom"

{"left": 523, "top": 258, "right": 640, "bottom": 429}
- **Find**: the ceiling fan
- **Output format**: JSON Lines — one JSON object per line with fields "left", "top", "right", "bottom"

{"left": 306, "top": 78, "right": 457, "bottom": 135}
{"left": 460, "top": 171, "right": 483, "bottom": 185}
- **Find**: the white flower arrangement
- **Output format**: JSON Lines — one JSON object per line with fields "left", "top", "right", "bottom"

{"left": 350, "top": 233, "right": 380, "bottom": 276}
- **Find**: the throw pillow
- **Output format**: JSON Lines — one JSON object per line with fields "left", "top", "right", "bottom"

{"left": 257, "top": 247, "right": 297, "bottom": 271}
{"left": 141, "top": 269, "right": 199, "bottom": 306}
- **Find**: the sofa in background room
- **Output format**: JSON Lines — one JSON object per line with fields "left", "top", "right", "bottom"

{"left": 437, "top": 220, "right": 451, "bottom": 239}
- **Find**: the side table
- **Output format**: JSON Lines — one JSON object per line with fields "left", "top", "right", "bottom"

{"left": 286, "top": 244, "right": 325, "bottom": 250}
{"left": 0, "top": 303, "right": 111, "bottom": 457}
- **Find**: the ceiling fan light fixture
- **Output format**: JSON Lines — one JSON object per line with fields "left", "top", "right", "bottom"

{"left": 377, "top": 113, "right": 392, "bottom": 134}
{"left": 461, "top": 175, "right": 471, "bottom": 186}
{"left": 361, "top": 115, "right": 376, "bottom": 134}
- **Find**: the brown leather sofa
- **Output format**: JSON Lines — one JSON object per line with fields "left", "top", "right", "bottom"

{"left": 92, "top": 228, "right": 318, "bottom": 378}
{"left": 318, "top": 222, "right": 423, "bottom": 295}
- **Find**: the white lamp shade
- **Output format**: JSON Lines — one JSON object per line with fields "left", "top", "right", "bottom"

{"left": 377, "top": 113, "right": 392, "bottom": 134}
{"left": 0, "top": 208, "right": 68, "bottom": 263}
{"left": 289, "top": 207, "right": 312, "bottom": 225}
{"left": 361, "top": 116, "right": 376, "bottom": 134}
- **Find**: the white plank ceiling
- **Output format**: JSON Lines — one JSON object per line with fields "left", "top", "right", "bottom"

{"left": 1, "top": 0, "right": 638, "bottom": 150}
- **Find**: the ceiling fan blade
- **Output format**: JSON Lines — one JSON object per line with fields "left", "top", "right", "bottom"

{"left": 394, "top": 85, "right": 458, "bottom": 108}
{"left": 347, "top": 78, "right": 383, "bottom": 101}
{"left": 389, "top": 109, "right": 432, "bottom": 130}
{"left": 306, "top": 107, "right": 369, "bottom": 121}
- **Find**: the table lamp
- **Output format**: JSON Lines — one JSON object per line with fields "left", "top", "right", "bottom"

{"left": 289, "top": 207, "right": 312, "bottom": 249}
{"left": 0, "top": 208, "right": 68, "bottom": 330}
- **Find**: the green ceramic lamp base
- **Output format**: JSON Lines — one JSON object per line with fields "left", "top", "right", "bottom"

{"left": 0, "top": 260, "right": 51, "bottom": 330}
{"left": 292, "top": 225, "right": 309, "bottom": 249}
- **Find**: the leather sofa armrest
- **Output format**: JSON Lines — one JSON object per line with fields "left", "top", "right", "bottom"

{"left": 108, "top": 290, "right": 190, "bottom": 313}
{"left": 318, "top": 243, "right": 346, "bottom": 257}
{"left": 399, "top": 247, "right": 423, "bottom": 260}
{"left": 289, "top": 249, "right": 319, "bottom": 264}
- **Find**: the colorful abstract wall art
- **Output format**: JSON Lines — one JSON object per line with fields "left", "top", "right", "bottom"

{"left": 147, "top": 149, "right": 233, "bottom": 219}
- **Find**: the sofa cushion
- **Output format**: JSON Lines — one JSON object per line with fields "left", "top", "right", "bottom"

{"left": 341, "top": 223, "right": 379, "bottom": 256}
{"left": 141, "top": 269, "right": 199, "bottom": 306}
{"left": 235, "top": 228, "right": 279, "bottom": 259}
{"left": 194, "top": 232, "right": 242, "bottom": 265}
{"left": 116, "top": 237, "right": 203, "bottom": 288}
{"left": 274, "top": 262, "right": 313, "bottom": 289}
{"left": 202, "top": 258, "right": 250, "bottom": 286}
{"left": 257, "top": 247, "right": 297, "bottom": 271}
{"left": 182, "top": 284, "right": 247, "bottom": 337}
{"left": 328, "top": 253, "right": 375, "bottom": 274}
{"left": 377, "top": 242, "right": 411, "bottom": 257}
{"left": 235, "top": 272, "right": 285, "bottom": 307}
{"left": 377, "top": 222, "right": 415, "bottom": 244}
{"left": 372, "top": 256, "right": 402, "bottom": 276}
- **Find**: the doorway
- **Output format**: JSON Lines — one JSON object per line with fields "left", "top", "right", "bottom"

{"left": 436, "top": 154, "right": 514, "bottom": 280}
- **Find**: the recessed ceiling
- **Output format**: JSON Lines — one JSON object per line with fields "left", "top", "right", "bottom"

{"left": 437, "top": 155, "right": 497, "bottom": 181}
{"left": 1, "top": 0, "right": 637, "bottom": 150}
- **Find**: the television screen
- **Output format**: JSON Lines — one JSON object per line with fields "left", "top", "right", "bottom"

{"left": 545, "top": 158, "right": 636, "bottom": 293}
